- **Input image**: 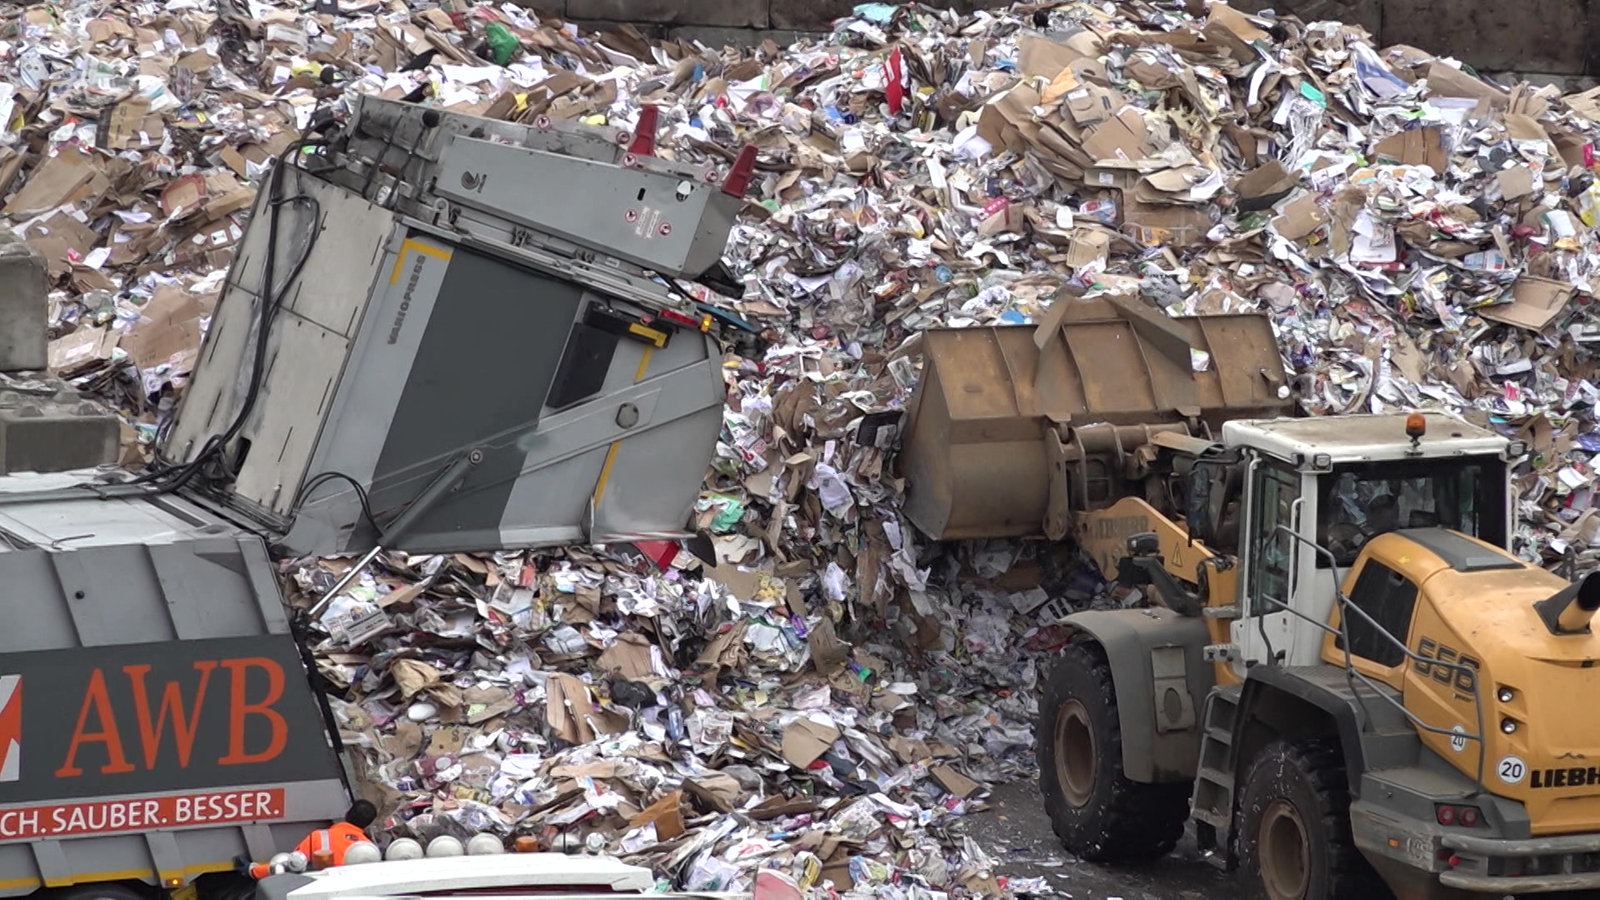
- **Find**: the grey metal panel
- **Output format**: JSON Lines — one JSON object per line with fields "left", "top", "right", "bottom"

{"left": 0, "top": 473, "right": 223, "bottom": 551}
{"left": 333, "top": 95, "right": 743, "bottom": 281}
{"left": 144, "top": 831, "right": 182, "bottom": 884}
{"left": 591, "top": 406, "right": 724, "bottom": 541}
{"left": 500, "top": 317, "right": 724, "bottom": 545}
{"left": 289, "top": 227, "right": 448, "bottom": 539}
{"left": 362, "top": 242, "right": 585, "bottom": 540}
{"left": 268, "top": 220, "right": 729, "bottom": 556}
{"left": 27, "top": 841, "right": 67, "bottom": 889}
{"left": 163, "top": 170, "right": 398, "bottom": 519}
{"left": 232, "top": 317, "right": 353, "bottom": 511}
{"left": 0, "top": 538, "right": 286, "bottom": 653}
{"left": 433, "top": 134, "right": 740, "bottom": 278}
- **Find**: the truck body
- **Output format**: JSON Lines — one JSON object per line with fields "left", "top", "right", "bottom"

{"left": 0, "top": 475, "right": 348, "bottom": 894}
{"left": 0, "top": 94, "right": 758, "bottom": 899}
{"left": 899, "top": 297, "right": 1594, "bottom": 898}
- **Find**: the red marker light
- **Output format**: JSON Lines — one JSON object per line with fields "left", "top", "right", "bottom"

{"left": 657, "top": 308, "right": 699, "bottom": 329}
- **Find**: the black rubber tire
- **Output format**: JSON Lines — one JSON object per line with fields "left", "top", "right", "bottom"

{"left": 1235, "top": 739, "right": 1387, "bottom": 900}
{"left": 1036, "top": 636, "right": 1191, "bottom": 862}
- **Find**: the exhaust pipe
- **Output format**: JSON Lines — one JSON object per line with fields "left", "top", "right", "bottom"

{"left": 1534, "top": 571, "right": 1600, "bottom": 635}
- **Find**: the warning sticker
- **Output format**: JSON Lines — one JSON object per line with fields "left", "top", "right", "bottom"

{"left": 1498, "top": 756, "right": 1527, "bottom": 785}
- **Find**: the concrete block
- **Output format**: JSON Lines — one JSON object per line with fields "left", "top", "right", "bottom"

{"left": 0, "top": 372, "right": 120, "bottom": 474}
{"left": 666, "top": 25, "right": 815, "bottom": 48}
{"left": 507, "top": 0, "right": 567, "bottom": 15}
{"left": 570, "top": 0, "right": 769, "bottom": 28}
{"left": 0, "top": 231, "right": 48, "bottom": 373}
{"left": 769, "top": 0, "right": 858, "bottom": 30}
{"left": 769, "top": 0, "right": 965, "bottom": 29}
{"left": 1381, "top": 0, "right": 1587, "bottom": 76}
{"left": 1228, "top": 0, "right": 1382, "bottom": 36}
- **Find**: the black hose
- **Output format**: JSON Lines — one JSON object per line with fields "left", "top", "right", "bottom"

{"left": 140, "top": 139, "right": 327, "bottom": 495}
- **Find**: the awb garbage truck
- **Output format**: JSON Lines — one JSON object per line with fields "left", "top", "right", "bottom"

{"left": 0, "top": 94, "right": 759, "bottom": 900}
{"left": 899, "top": 296, "right": 1600, "bottom": 898}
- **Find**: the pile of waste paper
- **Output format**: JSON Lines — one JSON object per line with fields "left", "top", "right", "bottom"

{"left": 12, "top": 0, "right": 1600, "bottom": 895}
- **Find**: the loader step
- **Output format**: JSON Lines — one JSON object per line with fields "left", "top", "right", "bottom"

{"left": 1191, "top": 683, "right": 1244, "bottom": 861}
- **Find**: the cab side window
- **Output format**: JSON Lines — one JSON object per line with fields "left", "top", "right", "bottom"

{"left": 1338, "top": 561, "right": 1417, "bottom": 667}
{"left": 1249, "top": 463, "right": 1300, "bottom": 614}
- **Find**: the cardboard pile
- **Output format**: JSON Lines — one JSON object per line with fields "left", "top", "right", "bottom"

{"left": 16, "top": 0, "right": 1600, "bottom": 895}
{"left": 300, "top": 544, "right": 1056, "bottom": 896}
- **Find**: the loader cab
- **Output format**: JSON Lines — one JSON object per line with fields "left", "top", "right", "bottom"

{"left": 1209, "top": 413, "right": 1518, "bottom": 675}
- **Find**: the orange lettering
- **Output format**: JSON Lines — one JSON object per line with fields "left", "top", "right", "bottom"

{"left": 218, "top": 659, "right": 287, "bottom": 765}
{"left": 57, "top": 670, "right": 133, "bottom": 777}
{"left": 126, "top": 662, "right": 216, "bottom": 769}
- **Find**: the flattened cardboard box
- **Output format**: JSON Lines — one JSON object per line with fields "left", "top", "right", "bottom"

{"left": 1372, "top": 126, "right": 1448, "bottom": 171}
{"left": 1015, "top": 30, "right": 1103, "bottom": 80}
{"left": 1081, "top": 107, "right": 1154, "bottom": 163}
{"left": 121, "top": 285, "right": 219, "bottom": 371}
{"left": 975, "top": 83, "right": 1040, "bottom": 155}
{"left": 1272, "top": 191, "right": 1329, "bottom": 241}
{"left": 1085, "top": 164, "right": 1213, "bottom": 248}
{"left": 1481, "top": 276, "right": 1577, "bottom": 332}
{"left": 5, "top": 148, "right": 103, "bottom": 218}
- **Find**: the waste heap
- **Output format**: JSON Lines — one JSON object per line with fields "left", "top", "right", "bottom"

{"left": 9, "top": 0, "right": 1600, "bottom": 896}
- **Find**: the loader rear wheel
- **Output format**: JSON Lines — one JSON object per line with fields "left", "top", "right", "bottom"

{"left": 1236, "top": 739, "right": 1385, "bottom": 899}
{"left": 1037, "top": 637, "right": 1190, "bottom": 862}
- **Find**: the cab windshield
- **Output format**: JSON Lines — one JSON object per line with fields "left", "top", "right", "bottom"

{"left": 1317, "top": 457, "right": 1506, "bottom": 568}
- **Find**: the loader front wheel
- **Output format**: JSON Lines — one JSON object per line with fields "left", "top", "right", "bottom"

{"left": 1037, "top": 637, "right": 1190, "bottom": 862}
{"left": 1236, "top": 739, "right": 1384, "bottom": 899}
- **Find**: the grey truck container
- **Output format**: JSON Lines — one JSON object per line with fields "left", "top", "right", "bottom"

{"left": 0, "top": 472, "right": 348, "bottom": 895}
{"left": 161, "top": 94, "right": 752, "bottom": 559}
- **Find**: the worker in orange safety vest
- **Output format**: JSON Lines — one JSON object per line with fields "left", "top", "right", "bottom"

{"left": 241, "top": 800, "right": 379, "bottom": 878}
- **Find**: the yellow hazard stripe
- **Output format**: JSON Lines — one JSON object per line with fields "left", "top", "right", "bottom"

{"left": 388, "top": 237, "right": 453, "bottom": 285}
{"left": 590, "top": 346, "right": 655, "bottom": 507}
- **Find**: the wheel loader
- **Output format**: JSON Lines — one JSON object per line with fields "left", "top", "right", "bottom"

{"left": 898, "top": 294, "right": 1600, "bottom": 899}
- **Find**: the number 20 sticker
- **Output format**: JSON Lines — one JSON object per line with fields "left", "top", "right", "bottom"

{"left": 1498, "top": 756, "right": 1527, "bottom": 785}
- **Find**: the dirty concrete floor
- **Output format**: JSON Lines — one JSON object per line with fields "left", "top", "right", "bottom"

{"left": 960, "top": 780, "right": 1230, "bottom": 899}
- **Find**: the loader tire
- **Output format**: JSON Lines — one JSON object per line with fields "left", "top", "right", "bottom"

{"left": 1036, "top": 637, "right": 1191, "bottom": 862}
{"left": 1236, "top": 739, "right": 1387, "bottom": 900}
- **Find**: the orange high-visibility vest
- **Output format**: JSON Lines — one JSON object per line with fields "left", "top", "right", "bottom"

{"left": 293, "top": 822, "right": 371, "bottom": 866}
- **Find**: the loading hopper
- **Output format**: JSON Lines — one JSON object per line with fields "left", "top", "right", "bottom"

{"left": 898, "top": 295, "right": 1292, "bottom": 542}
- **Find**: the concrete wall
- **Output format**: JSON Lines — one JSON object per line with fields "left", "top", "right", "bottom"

{"left": 536, "top": 0, "right": 1599, "bottom": 80}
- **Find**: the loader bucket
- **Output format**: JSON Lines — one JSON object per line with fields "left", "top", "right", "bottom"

{"left": 898, "top": 295, "right": 1292, "bottom": 541}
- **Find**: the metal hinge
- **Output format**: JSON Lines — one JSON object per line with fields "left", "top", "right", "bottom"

{"left": 1203, "top": 643, "right": 1240, "bottom": 662}
{"left": 1202, "top": 605, "right": 1240, "bottom": 620}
